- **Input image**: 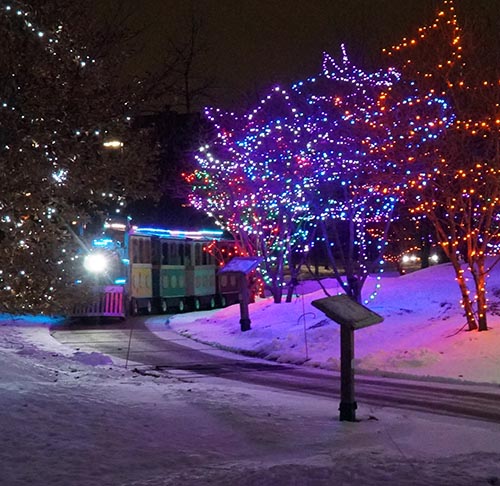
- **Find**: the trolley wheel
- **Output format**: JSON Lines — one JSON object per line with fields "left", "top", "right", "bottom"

{"left": 209, "top": 297, "right": 216, "bottom": 309}
{"left": 194, "top": 298, "right": 201, "bottom": 311}
{"left": 178, "top": 299, "right": 185, "bottom": 313}
{"left": 220, "top": 296, "right": 227, "bottom": 308}
{"left": 131, "top": 298, "right": 139, "bottom": 316}
{"left": 160, "top": 299, "right": 168, "bottom": 314}
{"left": 145, "top": 300, "right": 152, "bottom": 315}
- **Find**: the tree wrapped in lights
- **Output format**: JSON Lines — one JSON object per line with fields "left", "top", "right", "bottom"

{"left": 383, "top": 0, "right": 500, "bottom": 331}
{"left": 288, "top": 44, "right": 450, "bottom": 303}
{"left": 0, "top": 1, "right": 159, "bottom": 314}
{"left": 291, "top": 47, "right": 403, "bottom": 303}
{"left": 188, "top": 48, "right": 406, "bottom": 304}
{"left": 186, "top": 88, "right": 318, "bottom": 303}
{"left": 188, "top": 55, "right": 386, "bottom": 302}
{"left": 187, "top": 38, "right": 454, "bottom": 304}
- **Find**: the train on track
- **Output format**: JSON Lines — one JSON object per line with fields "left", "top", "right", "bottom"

{"left": 73, "top": 221, "right": 243, "bottom": 319}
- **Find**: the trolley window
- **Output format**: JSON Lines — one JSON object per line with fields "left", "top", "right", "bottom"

{"left": 131, "top": 238, "right": 139, "bottom": 263}
{"left": 178, "top": 243, "right": 185, "bottom": 266}
{"left": 195, "top": 243, "right": 202, "bottom": 266}
{"left": 162, "top": 242, "right": 169, "bottom": 265}
{"left": 169, "top": 242, "right": 178, "bottom": 265}
{"left": 139, "top": 239, "right": 145, "bottom": 263}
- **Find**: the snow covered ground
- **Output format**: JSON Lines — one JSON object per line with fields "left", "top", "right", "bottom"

{"left": 2, "top": 261, "right": 500, "bottom": 485}
{"left": 167, "top": 261, "right": 500, "bottom": 385}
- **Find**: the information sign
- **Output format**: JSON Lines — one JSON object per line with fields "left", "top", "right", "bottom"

{"left": 219, "top": 256, "right": 262, "bottom": 332}
{"left": 311, "top": 293, "right": 384, "bottom": 421}
{"left": 311, "top": 294, "right": 383, "bottom": 330}
{"left": 219, "top": 256, "right": 263, "bottom": 275}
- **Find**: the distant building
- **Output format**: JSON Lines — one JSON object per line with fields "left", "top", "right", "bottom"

{"left": 128, "top": 107, "right": 216, "bottom": 230}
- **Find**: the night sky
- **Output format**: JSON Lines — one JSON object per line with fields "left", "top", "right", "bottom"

{"left": 110, "top": 0, "right": 499, "bottom": 110}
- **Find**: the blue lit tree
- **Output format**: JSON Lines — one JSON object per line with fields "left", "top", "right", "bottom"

{"left": 291, "top": 46, "right": 403, "bottom": 303}
{"left": 187, "top": 39, "right": 457, "bottom": 304}
{"left": 187, "top": 47, "right": 406, "bottom": 303}
{"left": 187, "top": 87, "right": 318, "bottom": 303}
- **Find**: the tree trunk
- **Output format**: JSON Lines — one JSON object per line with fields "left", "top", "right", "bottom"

{"left": 420, "top": 240, "right": 430, "bottom": 269}
{"left": 272, "top": 285, "right": 283, "bottom": 304}
{"left": 450, "top": 257, "right": 478, "bottom": 331}
{"left": 285, "top": 276, "right": 299, "bottom": 303}
{"left": 346, "top": 276, "right": 362, "bottom": 304}
{"left": 472, "top": 258, "right": 488, "bottom": 331}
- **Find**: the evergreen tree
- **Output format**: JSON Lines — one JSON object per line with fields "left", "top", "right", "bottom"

{"left": 0, "top": 1, "right": 158, "bottom": 314}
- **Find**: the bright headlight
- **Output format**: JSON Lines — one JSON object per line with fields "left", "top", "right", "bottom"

{"left": 83, "top": 253, "right": 108, "bottom": 273}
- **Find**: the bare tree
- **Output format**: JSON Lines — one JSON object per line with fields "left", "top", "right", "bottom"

{"left": 161, "top": 12, "right": 216, "bottom": 113}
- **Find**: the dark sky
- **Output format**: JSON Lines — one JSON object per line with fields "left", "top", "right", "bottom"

{"left": 110, "top": 0, "right": 499, "bottom": 110}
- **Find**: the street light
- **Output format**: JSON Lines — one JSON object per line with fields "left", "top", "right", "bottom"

{"left": 103, "top": 139, "right": 123, "bottom": 149}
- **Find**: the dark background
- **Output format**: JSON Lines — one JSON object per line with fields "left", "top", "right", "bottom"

{"left": 96, "top": 0, "right": 499, "bottom": 228}
{"left": 106, "top": 0, "right": 500, "bottom": 110}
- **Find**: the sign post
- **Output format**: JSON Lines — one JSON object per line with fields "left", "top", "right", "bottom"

{"left": 219, "top": 256, "right": 263, "bottom": 332}
{"left": 311, "top": 294, "right": 383, "bottom": 422}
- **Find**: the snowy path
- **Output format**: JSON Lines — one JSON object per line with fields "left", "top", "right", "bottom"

{"left": 51, "top": 317, "right": 500, "bottom": 424}
{"left": 3, "top": 315, "right": 500, "bottom": 485}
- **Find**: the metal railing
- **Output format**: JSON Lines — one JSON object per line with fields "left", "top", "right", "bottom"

{"left": 72, "top": 285, "right": 125, "bottom": 318}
